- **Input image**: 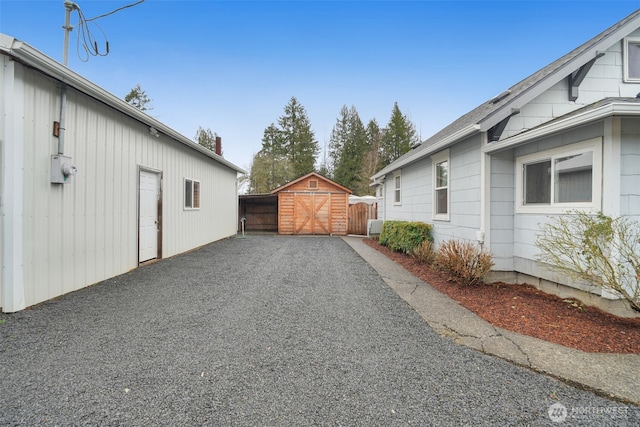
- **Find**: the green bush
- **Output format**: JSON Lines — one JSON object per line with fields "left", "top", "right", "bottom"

{"left": 379, "top": 220, "right": 433, "bottom": 254}
{"left": 434, "top": 239, "right": 494, "bottom": 286}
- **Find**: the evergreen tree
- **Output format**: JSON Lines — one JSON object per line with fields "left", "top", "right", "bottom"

{"left": 379, "top": 102, "right": 419, "bottom": 167}
{"left": 248, "top": 123, "right": 292, "bottom": 193}
{"left": 329, "top": 105, "right": 367, "bottom": 193}
{"left": 328, "top": 105, "right": 350, "bottom": 179}
{"left": 194, "top": 126, "right": 219, "bottom": 153}
{"left": 357, "top": 118, "right": 384, "bottom": 195}
{"left": 278, "top": 97, "right": 319, "bottom": 178}
{"left": 248, "top": 151, "right": 292, "bottom": 194}
{"left": 124, "top": 84, "right": 152, "bottom": 111}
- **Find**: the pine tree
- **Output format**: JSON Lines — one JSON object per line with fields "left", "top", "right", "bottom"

{"left": 248, "top": 124, "right": 292, "bottom": 193}
{"left": 379, "top": 102, "right": 419, "bottom": 167}
{"left": 278, "top": 97, "right": 319, "bottom": 178}
{"left": 328, "top": 105, "right": 350, "bottom": 179}
{"left": 357, "top": 118, "right": 384, "bottom": 195}
{"left": 329, "top": 105, "right": 367, "bottom": 193}
{"left": 124, "top": 84, "right": 152, "bottom": 111}
{"left": 194, "top": 126, "right": 219, "bottom": 153}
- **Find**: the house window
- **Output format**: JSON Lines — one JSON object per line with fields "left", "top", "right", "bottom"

{"left": 185, "top": 178, "right": 200, "bottom": 209}
{"left": 309, "top": 179, "right": 318, "bottom": 190}
{"left": 624, "top": 38, "right": 640, "bottom": 82}
{"left": 516, "top": 138, "right": 601, "bottom": 214}
{"left": 394, "top": 172, "right": 401, "bottom": 205}
{"left": 432, "top": 150, "right": 450, "bottom": 220}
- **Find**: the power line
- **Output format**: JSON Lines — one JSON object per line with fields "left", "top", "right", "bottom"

{"left": 85, "top": 0, "right": 145, "bottom": 22}
{"left": 64, "top": 0, "right": 146, "bottom": 63}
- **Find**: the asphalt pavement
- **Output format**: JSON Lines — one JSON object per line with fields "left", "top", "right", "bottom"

{"left": 1, "top": 235, "right": 638, "bottom": 426}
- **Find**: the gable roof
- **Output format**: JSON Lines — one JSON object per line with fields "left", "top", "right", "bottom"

{"left": 0, "top": 34, "right": 246, "bottom": 174}
{"left": 271, "top": 172, "right": 353, "bottom": 194}
{"left": 372, "top": 8, "right": 640, "bottom": 181}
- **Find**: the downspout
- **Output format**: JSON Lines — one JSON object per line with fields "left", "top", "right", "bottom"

{"left": 478, "top": 134, "right": 489, "bottom": 249}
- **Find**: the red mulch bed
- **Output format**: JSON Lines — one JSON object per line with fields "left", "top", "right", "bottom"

{"left": 363, "top": 239, "right": 640, "bottom": 354}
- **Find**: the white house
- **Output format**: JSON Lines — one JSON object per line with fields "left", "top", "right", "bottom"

{"left": 371, "top": 10, "right": 640, "bottom": 315}
{"left": 0, "top": 35, "right": 245, "bottom": 312}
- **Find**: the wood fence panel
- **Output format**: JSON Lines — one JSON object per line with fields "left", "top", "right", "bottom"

{"left": 348, "top": 202, "right": 377, "bottom": 235}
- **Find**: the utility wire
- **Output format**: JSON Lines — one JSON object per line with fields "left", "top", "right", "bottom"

{"left": 86, "top": 0, "right": 145, "bottom": 22}
{"left": 70, "top": 0, "right": 145, "bottom": 62}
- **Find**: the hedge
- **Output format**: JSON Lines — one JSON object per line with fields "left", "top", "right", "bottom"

{"left": 378, "top": 220, "right": 433, "bottom": 254}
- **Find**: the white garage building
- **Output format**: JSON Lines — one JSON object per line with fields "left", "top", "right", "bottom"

{"left": 1, "top": 34, "right": 245, "bottom": 312}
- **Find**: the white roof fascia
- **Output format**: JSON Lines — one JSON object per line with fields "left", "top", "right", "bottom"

{"left": 0, "top": 34, "right": 246, "bottom": 174}
{"left": 371, "top": 124, "right": 479, "bottom": 180}
{"left": 480, "top": 15, "right": 640, "bottom": 132}
{"left": 482, "top": 102, "right": 640, "bottom": 154}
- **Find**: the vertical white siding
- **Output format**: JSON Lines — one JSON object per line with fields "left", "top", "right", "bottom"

{"left": 1, "top": 54, "right": 26, "bottom": 311}
{"left": 12, "top": 63, "right": 238, "bottom": 310}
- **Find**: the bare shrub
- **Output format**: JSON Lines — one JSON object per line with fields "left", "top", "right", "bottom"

{"left": 536, "top": 211, "right": 640, "bottom": 312}
{"left": 411, "top": 240, "right": 435, "bottom": 264}
{"left": 435, "top": 240, "right": 494, "bottom": 285}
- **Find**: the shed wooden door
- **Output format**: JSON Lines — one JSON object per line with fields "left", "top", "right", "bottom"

{"left": 294, "top": 193, "right": 331, "bottom": 235}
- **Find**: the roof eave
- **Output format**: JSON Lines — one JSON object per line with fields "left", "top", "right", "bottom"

{"left": 480, "top": 11, "right": 640, "bottom": 132}
{"left": 0, "top": 34, "right": 246, "bottom": 174}
{"left": 483, "top": 102, "right": 640, "bottom": 153}
{"left": 371, "top": 124, "right": 479, "bottom": 181}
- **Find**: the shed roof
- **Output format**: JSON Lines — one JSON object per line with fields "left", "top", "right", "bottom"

{"left": 0, "top": 34, "right": 246, "bottom": 174}
{"left": 372, "top": 8, "right": 640, "bottom": 180}
{"left": 271, "top": 172, "right": 353, "bottom": 194}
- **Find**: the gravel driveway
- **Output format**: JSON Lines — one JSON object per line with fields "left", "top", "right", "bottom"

{"left": 1, "top": 235, "right": 637, "bottom": 426}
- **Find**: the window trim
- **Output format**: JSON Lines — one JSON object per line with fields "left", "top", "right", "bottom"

{"left": 184, "top": 178, "right": 201, "bottom": 210}
{"left": 431, "top": 149, "right": 450, "bottom": 221}
{"left": 623, "top": 37, "right": 640, "bottom": 82}
{"left": 393, "top": 171, "right": 402, "bottom": 206}
{"left": 515, "top": 138, "right": 602, "bottom": 214}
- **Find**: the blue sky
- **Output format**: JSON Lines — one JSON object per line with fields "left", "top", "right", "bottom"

{"left": 1, "top": 1, "right": 639, "bottom": 171}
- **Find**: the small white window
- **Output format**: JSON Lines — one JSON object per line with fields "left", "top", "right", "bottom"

{"left": 624, "top": 38, "right": 640, "bottom": 82}
{"left": 394, "top": 172, "right": 401, "bottom": 205}
{"left": 431, "top": 150, "right": 450, "bottom": 221}
{"left": 516, "top": 138, "right": 601, "bottom": 214}
{"left": 185, "top": 178, "right": 200, "bottom": 209}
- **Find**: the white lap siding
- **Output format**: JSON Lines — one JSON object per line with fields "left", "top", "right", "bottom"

{"left": 621, "top": 118, "right": 640, "bottom": 222}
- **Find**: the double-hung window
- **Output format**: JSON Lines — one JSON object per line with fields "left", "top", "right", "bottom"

{"left": 185, "top": 178, "right": 200, "bottom": 209}
{"left": 393, "top": 172, "right": 401, "bottom": 205}
{"left": 624, "top": 38, "right": 640, "bottom": 82}
{"left": 516, "top": 138, "right": 601, "bottom": 214}
{"left": 432, "top": 150, "right": 449, "bottom": 220}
